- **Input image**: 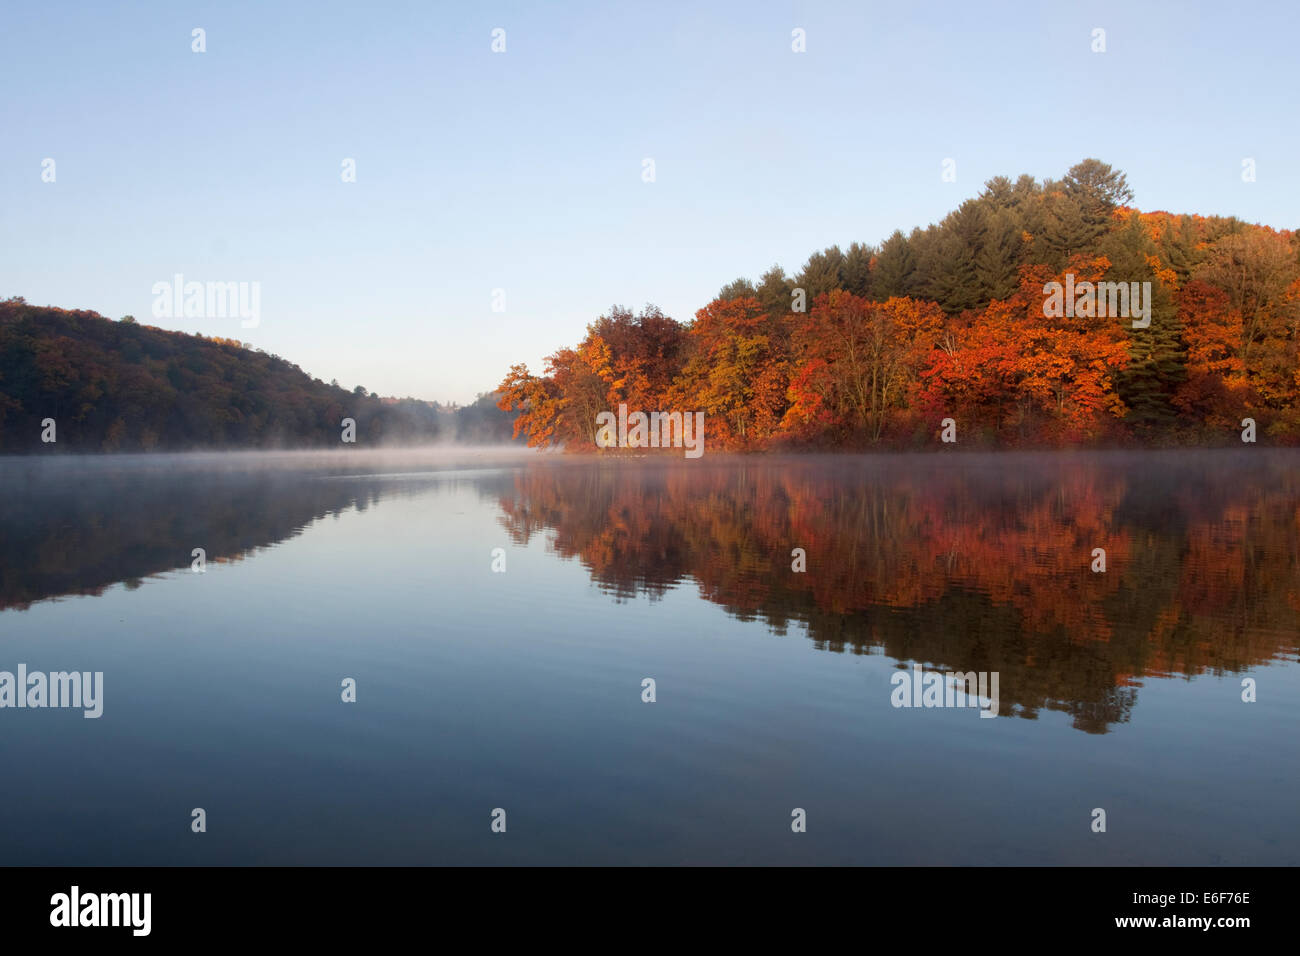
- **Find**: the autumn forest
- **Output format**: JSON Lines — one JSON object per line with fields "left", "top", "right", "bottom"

{"left": 499, "top": 160, "right": 1300, "bottom": 450}
{"left": 0, "top": 299, "right": 515, "bottom": 452}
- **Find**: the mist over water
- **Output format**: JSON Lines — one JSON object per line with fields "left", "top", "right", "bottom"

{"left": 1, "top": 448, "right": 1296, "bottom": 864}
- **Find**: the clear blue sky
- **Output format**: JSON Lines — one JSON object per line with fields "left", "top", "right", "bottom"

{"left": 3, "top": 0, "right": 1296, "bottom": 404}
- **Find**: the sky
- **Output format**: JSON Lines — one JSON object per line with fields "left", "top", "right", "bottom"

{"left": 2, "top": 0, "right": 1297, "bottom": 405}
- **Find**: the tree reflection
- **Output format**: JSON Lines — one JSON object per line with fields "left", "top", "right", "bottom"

{"left": 496, "top": 453, "right": 1300, "bottom": 733}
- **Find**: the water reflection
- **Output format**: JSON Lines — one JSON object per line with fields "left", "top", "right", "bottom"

{"left": 495, "top": 452, "right": 1300, "bottom": 733}
{"left": 2, "top": 450, "right": 1295, "bottom": 736}
{"left": 0, "top": 462, "right": 367, "bottom": 611}
{"left": 0, "top": 451, "right": 518, "bottom": 612}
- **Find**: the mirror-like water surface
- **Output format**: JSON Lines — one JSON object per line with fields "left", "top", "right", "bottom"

{"left": 1, "top": 450, "right": 1296, "bottom": 864}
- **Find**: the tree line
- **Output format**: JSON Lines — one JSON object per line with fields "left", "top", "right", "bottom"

{"left": 0, "top": 299, "right": 516, "bottom": 452}
{"left": 499, "top": 159, "right": 1300, "bottom": 448}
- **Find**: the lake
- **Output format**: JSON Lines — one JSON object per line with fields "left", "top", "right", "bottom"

{"left": 1, "top": 449, "right": 1296, "bottom": 865}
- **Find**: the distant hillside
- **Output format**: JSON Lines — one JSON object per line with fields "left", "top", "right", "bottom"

{"left": 0, "top": 299, "right": 514, "bottom": 452}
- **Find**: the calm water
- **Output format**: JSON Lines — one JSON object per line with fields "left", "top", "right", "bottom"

{"left": 1, "top": 449, "right": 1297, "bottom": 865}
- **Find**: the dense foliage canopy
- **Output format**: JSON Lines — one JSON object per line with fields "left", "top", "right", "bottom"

{"left": 500, "top": 160, "right": 1300, "bottom": 449}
